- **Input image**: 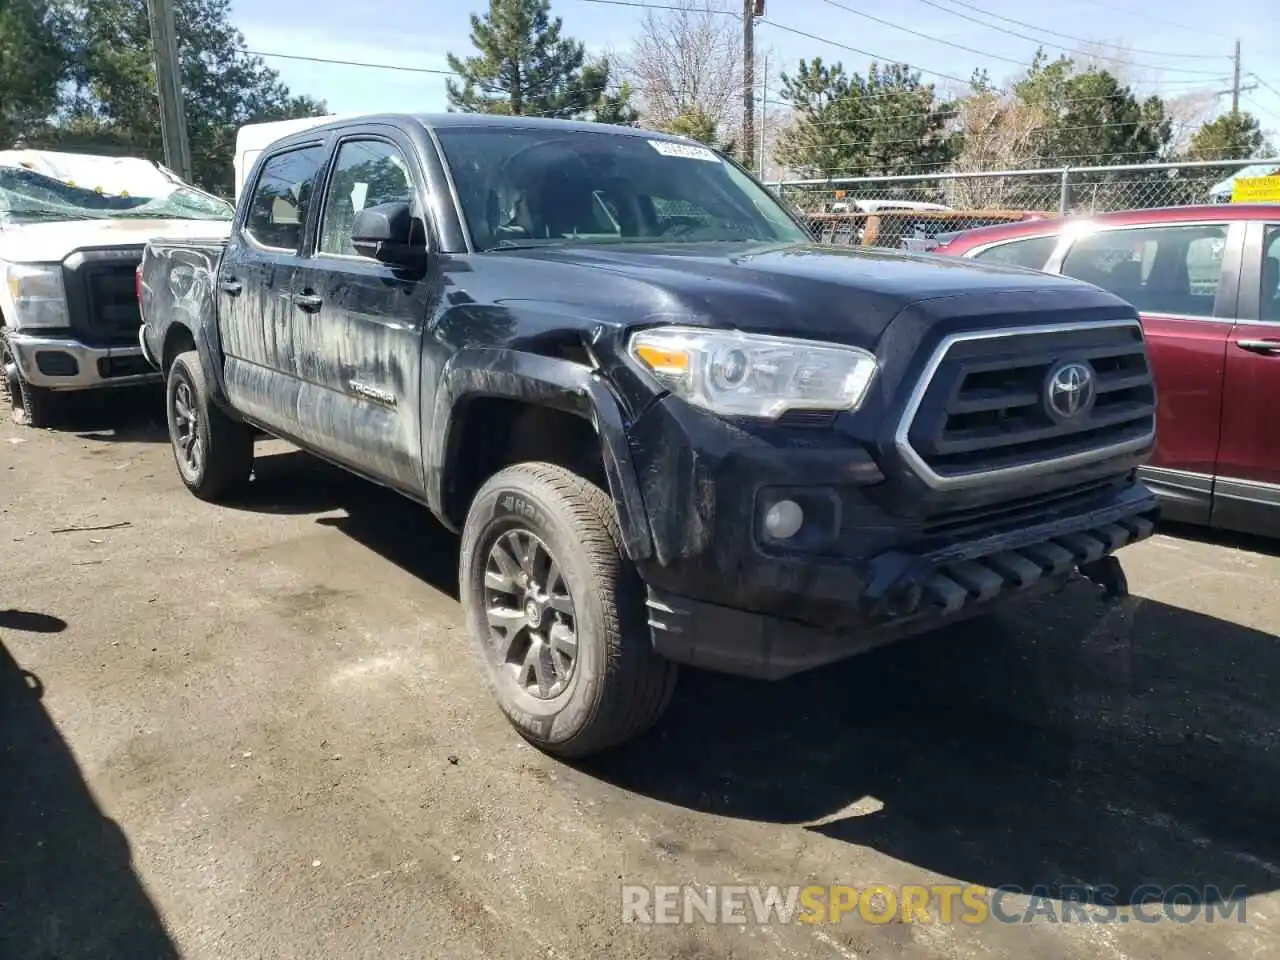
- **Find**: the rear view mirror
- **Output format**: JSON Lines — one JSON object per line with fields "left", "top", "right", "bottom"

{"left": 351, "top": 201, "right": 421, "bottom": 264}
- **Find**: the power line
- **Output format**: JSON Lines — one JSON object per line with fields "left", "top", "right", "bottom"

{"left": 1251, "top": 74, "right": 1280, "bottom": 100}
{"left": 760, "top": 18, "right": 972, "bottom": 86}
{"left": 817, "top": 0, "right": 1034, "bottom": 69}
{"left": 1242, "top": 94, "right": 1280, "bottom": 124}
{"left": 928, "top": 0, "right": 1229, "bottom": 61}
{"left": 1074, "top": 0, "right": 1236, "bottom": 43}
{"left": 759, "top": 17, "right": 1228, "bottom": 95}
{"left": 910, "top": 0, "right": 1230, "bottom": 77}
{"left": 575, "top": 0, "right": 738, "bottom": 13}
{"left": 246, "top": 49, "right": 455, "bottom": 76}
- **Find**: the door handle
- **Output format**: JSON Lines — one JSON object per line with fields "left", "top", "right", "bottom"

{"left": 293, "top": 292, "right": 323, "bottom": 313}
{"left": 1236, "top": 338, "right": 1280, "bottom": 356}
{"left": 219, "top": 278, "right": 242, "bottom": 296}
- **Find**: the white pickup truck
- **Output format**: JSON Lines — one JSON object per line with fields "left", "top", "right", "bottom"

{"left": 0, "top": 150, "right": 233, "bottom": 426}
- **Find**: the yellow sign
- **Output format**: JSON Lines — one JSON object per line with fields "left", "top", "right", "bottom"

{"left": 1231, "top": 175, "right": 1280, "bottom": 203}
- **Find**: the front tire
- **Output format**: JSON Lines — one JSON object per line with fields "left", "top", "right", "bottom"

{"left": 165, "top": 350, "right": 253, "bottom": 501}
{"left": 1, "top": 333, "right": 57, "bottom": 428}
{"left": 460, "top": 463, "right": 678, "bottom": 757}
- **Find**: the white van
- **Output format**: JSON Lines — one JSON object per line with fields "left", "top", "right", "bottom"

{"left": 234, "top": 115, "right": 352, "bottom": 201}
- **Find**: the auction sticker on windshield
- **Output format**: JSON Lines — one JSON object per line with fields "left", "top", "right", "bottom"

{"left": 648, "top": 140, "right": 719, "bottom": 162}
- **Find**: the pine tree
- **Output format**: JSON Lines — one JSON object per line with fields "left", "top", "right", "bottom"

{"left": 446, "top": 0, "right": 635, "bottom": 123}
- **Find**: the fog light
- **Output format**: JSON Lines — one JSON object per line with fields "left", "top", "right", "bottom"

{"left": 764, "top": 499, "right": 804, "bottom": 539}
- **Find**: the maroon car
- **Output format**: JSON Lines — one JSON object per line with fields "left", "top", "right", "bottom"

{"left": 935, "top": 205, "right": 1280, "bottom": 537}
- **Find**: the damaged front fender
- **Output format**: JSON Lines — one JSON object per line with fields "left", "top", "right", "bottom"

{"left": 427, "top": 347, "right": 654, "bottom": 561}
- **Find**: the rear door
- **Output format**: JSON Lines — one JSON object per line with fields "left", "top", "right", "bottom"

{"left": 1057, "top": 220, "right": 1240, "bottom": 525}
{"left": 218, "top": 142, "right": 327, "bottom": 431}
{"left": 289, "top": 129, "right": 434, "bottom": 492}
{"left": 1212, "top": 220, "right": 1280, "bottom": 536}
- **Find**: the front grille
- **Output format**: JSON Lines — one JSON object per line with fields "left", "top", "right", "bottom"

{"left": 86, "top": 265, "right": 141, "bottom": 336}
{"left": 901, "top": 321, "right": 1155, "bottom": 486}
{"left": 63, "top": 247, "right": 144, "bottom": 346}
{"left": 921, "top": 477, "right": 1123, "bottom": 537}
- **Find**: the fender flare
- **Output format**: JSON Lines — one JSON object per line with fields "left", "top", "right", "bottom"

{"left": 156, "top": 318, "right": 231, "bottom": 411}
{"left": 428, "top": 347, "right": 654, "bottom": 561}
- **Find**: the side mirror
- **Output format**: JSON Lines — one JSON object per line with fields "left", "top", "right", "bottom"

{"left": 351, "top": 201, "right": 422, "bottom": 264}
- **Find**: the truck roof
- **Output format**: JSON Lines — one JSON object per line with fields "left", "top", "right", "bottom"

{"left": 267, "top": 112, "right": 696, "bottom": 148}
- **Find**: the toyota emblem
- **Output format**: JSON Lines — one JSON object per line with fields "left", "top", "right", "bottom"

{"left": 1044, "top": 361, "right": 1096, "bottom": 422}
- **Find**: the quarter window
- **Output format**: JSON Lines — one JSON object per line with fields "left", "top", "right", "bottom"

{"left": 1061, "top": 224, "right": 1229, "bottom": 318}
{"left": 972, "top": 235, "right": 1059, "bottom": 270}
{"left": 1262, "top": 225, "right": 1279, "bottom": 322}
{"left": 318, "top": 140, "right": 414, "bottom": 257}
{"left": 243, "top": 145, "right": 325, "bottom": 251}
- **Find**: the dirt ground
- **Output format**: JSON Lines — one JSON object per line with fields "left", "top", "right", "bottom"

{"left": 3, "top": 389, "right": 1278, "bottom": 960}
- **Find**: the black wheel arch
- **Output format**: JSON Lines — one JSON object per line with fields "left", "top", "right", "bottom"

{"left": 431, "top": 348, "right": 654, "bottom": 562}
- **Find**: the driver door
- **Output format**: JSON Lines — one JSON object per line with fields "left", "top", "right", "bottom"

{"left": 289, "top": 131, "right": 437, "bottom": 492}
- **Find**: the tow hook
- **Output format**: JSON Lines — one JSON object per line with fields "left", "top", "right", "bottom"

{"left": 1079, "top": 555, "right": 1129, "bottom": 601}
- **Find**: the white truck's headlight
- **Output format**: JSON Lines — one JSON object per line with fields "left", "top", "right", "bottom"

{"left": 3, "top": 262, "right": 69, "bottom": 329}
{"left": 628, "top": 326, "right": 878, "bottom": 419}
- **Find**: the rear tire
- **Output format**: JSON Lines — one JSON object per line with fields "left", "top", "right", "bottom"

{"left": 460, "top": 462, "right": 678, "bottom": 757}
{"left": 165, "top": 350, "right": 253, "bottom": 501}
{"left": 1, "top": 334, "right": 57, "bottom": 428}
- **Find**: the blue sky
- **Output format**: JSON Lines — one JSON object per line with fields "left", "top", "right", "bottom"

{"left": 231, "top": 0, "right": 1280, "bottom": 141}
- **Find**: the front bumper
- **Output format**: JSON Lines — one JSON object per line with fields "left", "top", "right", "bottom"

{"left": 646, "top": 505, "right": 1157, "bottom": 679}
{"left": 6, "top": 331, "right": 161, "bottom": 391}
{"left": 624, "top": 394, "right": 1159, "bottom": 680}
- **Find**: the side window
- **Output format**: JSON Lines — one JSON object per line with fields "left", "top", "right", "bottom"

{"left": 1262, "top": 226, "right": 1280, "bottom": 322}
{"left": 243, "top": 145, "right": 325, "bottom": 251}
{"left": 318, "top": 140, "right": 414, "bottom": 257}
{"left": 1061, "top": 224, "right": 1229, "bottom": 318}
{"left": 972, "top": 235, "right": 1059, "bottom": 270}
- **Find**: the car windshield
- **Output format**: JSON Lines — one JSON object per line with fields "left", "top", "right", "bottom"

{"left": 434, "top": 126, "right": 810, "bottom": 251}
{"left": 0, "top": 164, "right": 232, "bottom": 225}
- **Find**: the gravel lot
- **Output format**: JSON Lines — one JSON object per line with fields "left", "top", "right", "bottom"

{"left": 3, "top": 389, "right": 1278, "bottom": 960}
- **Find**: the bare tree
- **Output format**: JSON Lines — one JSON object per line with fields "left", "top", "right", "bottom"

{"left": 1166, "top": 91, "right": 1220, "bottom": 156}
{"left": 622, "top": 0, "right": 744, "bottom": 140}
{"left": 948, "top": 89, "right": 1047, "bottom": 206}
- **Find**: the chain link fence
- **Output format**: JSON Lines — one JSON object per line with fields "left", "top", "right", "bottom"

{"left": 771, "top": 158, "right": 1277, "bottom": 250}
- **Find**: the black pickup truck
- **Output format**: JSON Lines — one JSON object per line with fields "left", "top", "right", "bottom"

{"left": 139, "top": 114, "right": 1160, "bottom": 756}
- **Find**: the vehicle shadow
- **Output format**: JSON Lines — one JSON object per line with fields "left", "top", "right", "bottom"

{"left": 583, "top": 583, "right": 1280, "bottom": 905}
{"left": 224, "top": 447, "right": 463, "bottom": 595}
{"left": 0, "top": 637, "right": 178, "bottom": 958}
{"left": 1157, "top": 518, "right": 1280, "bottom": 559}
{"left": 316, "top": 488, "right": 461, "bottom": 600}
{"left": 61, "top": 385, "right": 169, "bottom": 443}
{"left": 220, "top": 449, "right": 359, "bottom": 516}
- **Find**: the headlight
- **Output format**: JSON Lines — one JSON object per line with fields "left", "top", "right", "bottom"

{"left": 628, "top": 326, "right": 878, "bottom": 419}
{"left": 3, "top": 262, "right": 69, "bottom": 329}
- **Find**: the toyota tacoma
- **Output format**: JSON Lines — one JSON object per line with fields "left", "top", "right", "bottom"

{"left": 138, "top": 114, "right": 1160, "bottom": 756}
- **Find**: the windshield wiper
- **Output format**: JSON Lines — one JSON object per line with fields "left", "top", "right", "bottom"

{"left": 7, "top": 208, "right": 100, "bottom": 221}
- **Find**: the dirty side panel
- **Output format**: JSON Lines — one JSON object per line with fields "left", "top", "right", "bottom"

{"left": 139, "top": 239, "right": 226, "bottom": 382}
{"left": 288, "top": 255, "right": 441, "bottom": 492}
{"left": 217, "top": 237, "right": 303, "bottom": 433}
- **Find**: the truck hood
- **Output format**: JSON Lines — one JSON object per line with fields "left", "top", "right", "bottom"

{"left": 0, "top": 218, "right": 231, "bottom": 264}
{"left": 494, "top": 241, "right": 1122, "bottom": 344}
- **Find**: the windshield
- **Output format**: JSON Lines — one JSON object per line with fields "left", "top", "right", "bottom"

{"left": 434, "top": 127, "right": 810, "bottom": 251}
{"left": 0, "top": 165, "right": 232, "bottom": 225}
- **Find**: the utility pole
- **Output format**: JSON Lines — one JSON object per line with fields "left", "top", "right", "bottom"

{"left": 743, "top": 0, "right": 757, "bottom": 172}
{"left": 758, "top": 52, "right": 768, "bottom": 179}
{"left": 146, "top": 0, "right": 192, "bottom": 182}
{"left": 1232, "top": 39, "right": 1241, "bottom": 116}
